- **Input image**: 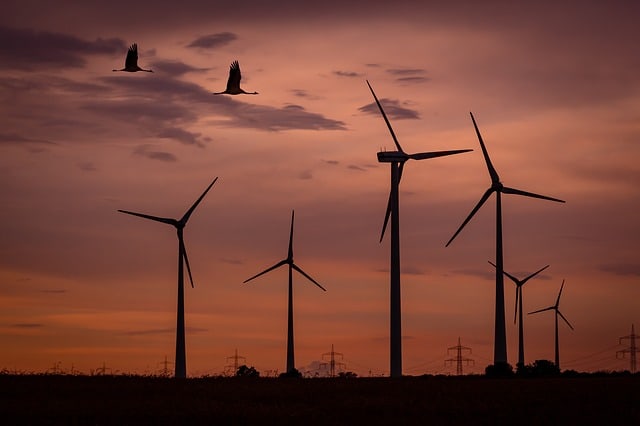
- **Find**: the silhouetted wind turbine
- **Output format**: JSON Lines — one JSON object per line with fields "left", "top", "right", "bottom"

{"left": 529, "top": 279, "right": 574, "bottom": 369}
{"left": 112, "top": 43, "right": 153, "bottom": 72}
{"left": 118, "top": 178, "right": 217, "bottom": 378}
{"left": 243, "top": 210, "right": 325, "bottom": 374}
{"left": 213, "top": 60, "right": 258, "bottom": 95}
{"left": 446, "top": 112, "right": 564, "bottom": 366}
{"left": 489, "top": 261, "right": 549, "bottom": 367}
{"left": 367, "top": 80, "right": 472, "bottom": 378}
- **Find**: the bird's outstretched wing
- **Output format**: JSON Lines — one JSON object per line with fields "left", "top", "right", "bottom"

{"left": 227, "top": 60, "right": 241, "bottom": 92}
{"left": 125, "top": 44, "right": 138, "bottom": 69}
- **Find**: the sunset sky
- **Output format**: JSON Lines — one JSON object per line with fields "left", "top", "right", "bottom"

{"left": 1, "top": 1, "right": 638, "bottom": 376}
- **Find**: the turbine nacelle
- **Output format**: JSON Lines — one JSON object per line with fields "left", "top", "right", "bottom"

{"left": 377, "top": 151, "right": 408, "bottom": 162}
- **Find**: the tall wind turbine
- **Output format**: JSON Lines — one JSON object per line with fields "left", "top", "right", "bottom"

{"left": 529, "top": 279, "right": 574, "bottom": 369}
{"left": 367, "top": 80, "right": 472, "bottom": 378}
{"left": 118, "top": 178, "right": 218, "bottom": 378}
{"left": 446, "top": 112, "right": 565, "bottom": 366}
{"left": 243, "top": 210, "right": 325, "bottom": 374}
{"left": 489, "top": 261, "right": 549, "bottom": 367}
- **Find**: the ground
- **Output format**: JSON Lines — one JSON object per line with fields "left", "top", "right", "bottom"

{"left": 1, "top": 374, "right": 638, "bottom": 425}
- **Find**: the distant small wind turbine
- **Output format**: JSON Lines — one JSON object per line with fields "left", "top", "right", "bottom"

{"left": 367, "top": 80, "right": 472, "bottom": 378}
{"left": 489, "top": 261, "right": 549, "bottom": 367}
{"left": 243, "top": 210, "right": 325, "bottom": 374}
{"left": 529, "top": 279, "right": 574, "bottom": 369}
{"left": 213, "top": 60, "right": 258, "bottom": 95}
{"left": 446, "top": 112, "right": 565, "bottom": 366}
{"left": 118, "top": 178, "right": 218, "bottom": 378}
{"left": 112, "top": 43, "right": 153, "bottom": 73}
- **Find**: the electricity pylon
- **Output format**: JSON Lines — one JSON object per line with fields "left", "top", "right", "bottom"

{"left": 445, "top": 337, "right": 474, "bottom": 375}
{"left": 320, "top": 344, "right": 346, "bottom": 377}
{"left": 617, "top": 324, "right": 637, "bottom": 373}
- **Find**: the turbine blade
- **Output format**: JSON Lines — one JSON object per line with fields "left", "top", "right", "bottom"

{"left": 555, "top": 279, "right": 565, "bottom": 307}
{"left": 180, "top": 177, "right": 218, "bottom": 225}
{"left": 288, "top": 210, "right": 295, "bottom": 260}
{"left": 470, "top": 112, "right": 500, "bottom": 184}
{"left": 528, "top": 306, "right": 554, "bottom": 315}
{"left": 557, "top": 310, "right": 574, "bottom": 330}
{"left": 514, "top": 286, "right": 519, "bottom": 324}
{"left": 366, "top": 80, "right": 404, "bottom": 153}
{"left": 521, "top": 265, "right": 550, "bottom": 284}
{"left": 445, "top": 187, "right": 494, "bottom": 247}
{"left": 408, "top": 149, "right": 472, "bottom": 160}
{"left": 488, "top": 260, "right": 520, "bottom": 285}
{"left": 117, "top": 210, "right": 176, "bottom": 226}
{"left": 243, "top": 259, "right": 288, "bottom": 283}
{"left": 292, "top": 263, "right": 326, "bottom": 291}
{"left": 380, "top": 191, "right": 392, "bottom": 243}
{"left": 380, "top": 162, "right": 404, "bottom": 242}
{"left": 180, "top": 238, "right": 194, "bottom": 288}
{"left": 502, "top": 186, "right": 565, "bottom": 203}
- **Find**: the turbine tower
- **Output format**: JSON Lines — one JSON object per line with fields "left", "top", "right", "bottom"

{"left": 118, "top": 178, "right": 218, "bottom": 378}
{"left": 446, "top": 113, "right": 565, "bottom": 365}
{"left": 243, "top": 210, "right": 325, "bottom": 374}
{"left": 529, "top": 279, "right": 574, "bottom": 369}
{"left": 367, "top": 80, "right": 472, "bottom": 378}
{"left": 489, "top": 261, "right": 549, "bottom": 367}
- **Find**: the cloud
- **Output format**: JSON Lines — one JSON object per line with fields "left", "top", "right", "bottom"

{"left": 333, "top": 70, "right": 363, "bottom": 78}
{"left": 386, "top": 68, "right": 427, "bottom": 76}
{"left": 298, "top": 170, "right": 313, "bottom": 180}
{"left": 11, "top": 323, "right": 44, "bottom": 328}
{"left": 358, "top": 99, "right": 420, "bottom": 120}
{"left": 157, "top": 127, "right": 210, "bottom": 147}
{"left": 40, "top": 289, "right": 67, "bottom": 294}
{"left": 133, "top": 145, "right": 177, "bottom": 162}
{"left": 599, "top": 263, "right": 640, "bottom": 277}
{"left": 396, "top": 76, "right": 430, "bottom": 84}
{"left": 187, "top": 32, "right": 238, "bottom": 49}
{"left": 0, "top": 132, "right": 56, "bottom": 147}
{"left": 95, "top": 76, "right": 347, "bottom": 132}
{"left": 0, "top": 26, "right": 125, "bottom": 70}
{"left": 291, "top": 89, "right": 321, "bottom": 100}
{"left": 347, "top": 164, "right": 368, "bottom": 172}
{"left": 323, "top": 160, "right": 339, "bottom": 165}
{"left": 77, "top": 162, "right": 97, "bottom": 172}
{"left": 150, "top": 60, "right": 209, "bottom": 77}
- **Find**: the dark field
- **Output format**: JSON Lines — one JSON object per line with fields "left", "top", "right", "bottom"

{"left": 1, "top": 374, "right": 638, "bottom": 425}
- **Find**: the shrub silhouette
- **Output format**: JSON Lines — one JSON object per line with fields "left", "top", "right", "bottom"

{"left": 485, "top": 362, "right": 514, "bottom": 377}
{"left": 235, "top": 365, "right": 260, "bottom": 378}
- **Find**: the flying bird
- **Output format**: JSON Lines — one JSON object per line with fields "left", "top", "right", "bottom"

{"left": 112, "top": 43, "right": 153, "bottom": 73}
{"left": 213, "top": 60, "right": 258, "bottom": 95}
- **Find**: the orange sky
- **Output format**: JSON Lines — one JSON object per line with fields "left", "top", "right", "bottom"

{"left": 1, "top": 1, "right": 639, "bottom": 376}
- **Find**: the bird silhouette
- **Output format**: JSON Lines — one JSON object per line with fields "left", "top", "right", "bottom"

{"left": 112, "top": 43, "right": 153, "bottom": 73}
{"left": 213, "top": 61, "right": 258, "bottom": 95}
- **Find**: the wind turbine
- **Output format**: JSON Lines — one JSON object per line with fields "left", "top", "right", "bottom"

{"left": 489, "top": 261, "right": 549, "bottom": 367}
{"left": 529, "top": 279, "right": 574, "bottom": 369}
{"left": 118, "top": 178, "right": 218, "bottom": 378}
{"left": 243, "top": 210, "right": 325, "bottom": 374}
{"left": 367, "top": 80, "right": 472, "bottom": 378}
{"left": 446, "top": 112, "right": 565, "bottom": 366}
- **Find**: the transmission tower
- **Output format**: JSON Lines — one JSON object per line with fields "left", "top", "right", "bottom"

{"left": 159, "top": 355, "right": 174, "bottom": 377}
{"left": 445, "top": 337, "right": 475, "bottom": 375}
{"left": 320, "top": 344, "right": 346, "bottom": 377}
{"left": 226, "top": 348, "right": 247, "bottom": 374}
{"left": 617, "top": 324, "right": 637, "bottom": 373}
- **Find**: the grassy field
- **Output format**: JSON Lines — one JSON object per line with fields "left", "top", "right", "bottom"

{"left": 1, "top": 374, "right": 638, "bottom": 425}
